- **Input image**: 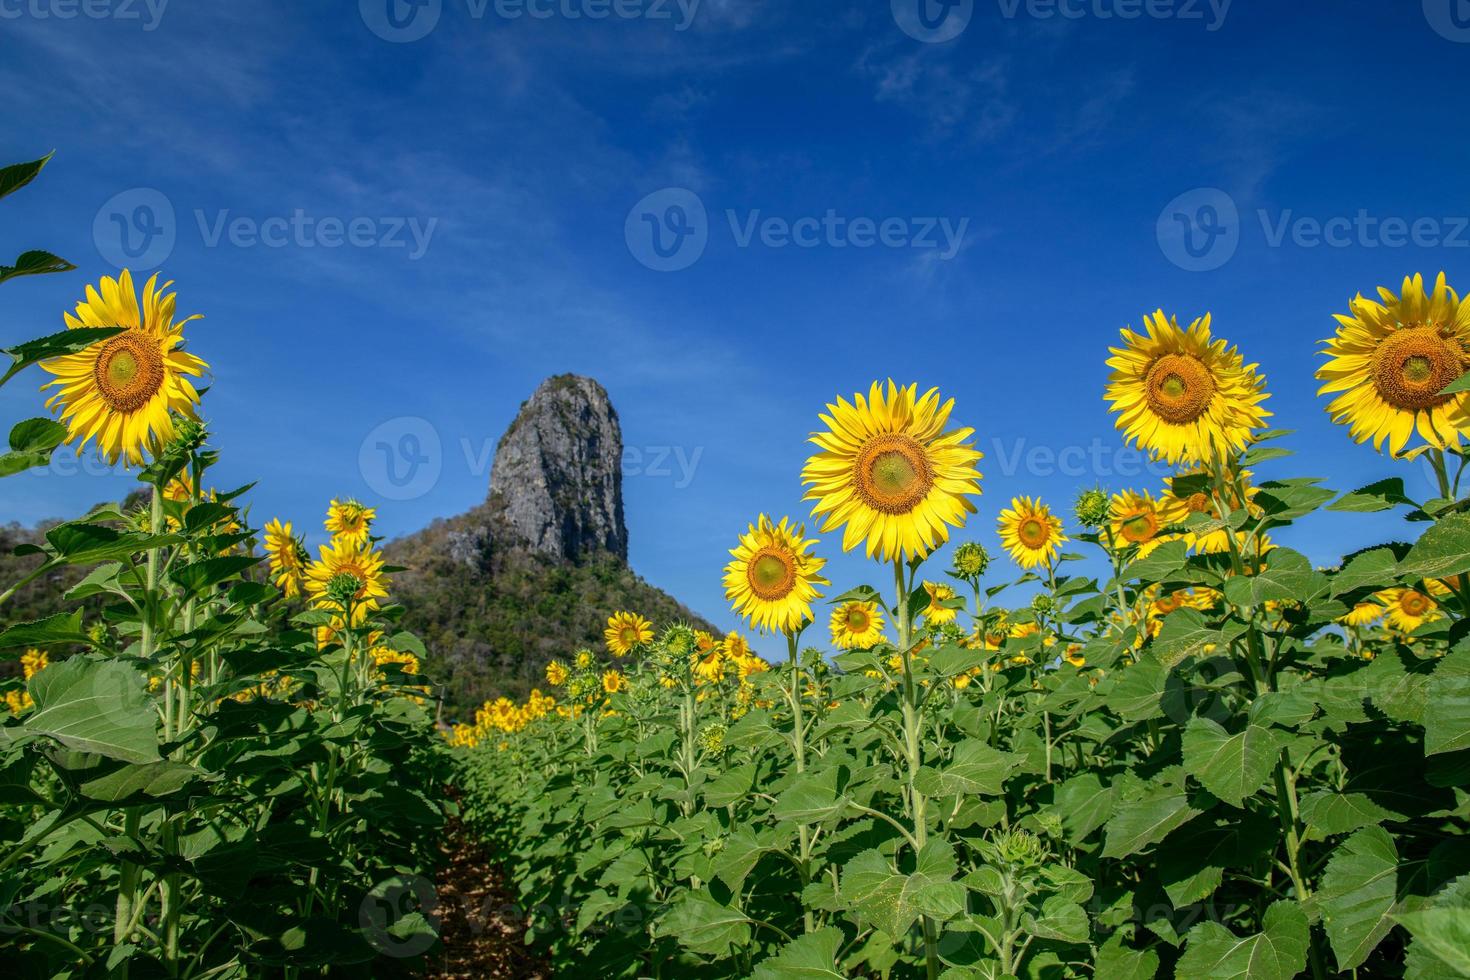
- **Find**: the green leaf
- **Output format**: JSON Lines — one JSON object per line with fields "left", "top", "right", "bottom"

{"left": 1319, "top": 826, "right": 1401, "bottom": 971}
{"left": 0, "top": 153, "right": 52, "bottom": 200}
{"left": 842, "top": 840, "right": 967, "bottom": 939}
{"left": 1333, "top": 548, "right": 1401, "bottom": 596}
{"left": 1182, "top": 717, "right": 1280, "bottom": 808}
{"left": 1255, "top": 482, "right": 1337, "bottom": 522}
{"left": 913, "top": 740, "right": 1018, "bottom": 798}
{"left": 1107, "top": 661, "right": 1168, "bottom": 722}
{"left": 773, "top": 767, "right": 847, "bottom": 823}
{"left": 1158, "top": 821, "right": 1239, "bottom": 907}
{"left": 8, "top": 417, "right": 66, "bottom": 453}
{"left": 64, "top": 563, "right": 125, "bottom": 602}
{"left": 1150, "top": 608, "right": 1218, "bottom": 668}
{"left": 1023, "top": 895, "right": 1089, "bottom": 944}
{"left": 44, "top": 522, "right": 176, "bottom": 564}
{"left": 1329, "top": 478, "right": 1415, "bottom": 513}
{"left": 1425, "top": 647, "right": 1470, "bottom": 757}
{"left": 1, "top": 326, "right": 123, "bottom": 388}
{"left": 1300, "top": 791, "right": 1404, "bottom": 841}
{"left": 1122, "top": 540, "right": 1189, "bottom": 584}
{"left": 1176, "top": 900, "right": 1309, "bottom": 980}
{"left": 1251, "top": 547, "right": 1327, "bottom": 605}
{"left": 1396, "top": 878, "right": 1470, "bottom": 978}
{"left": 1102, "top": 773, "right": 1204, "bottom": 859}
{"left": 80, "top": 761, "right": 199, "bottom": 802}
{"left": 0, "top": 609, "right": 88, "bottom": 650}
{"left": 652, "top": 889, "right": 750, "bottom": 956}
{"left": 170, "top": 554, "right": 261, "bottom": 594}
{"left": 1401, "top": 513, "right": 1470, "bottom": 582}
{"left": 1095, "top": 931, "right": 1160, "bottom": 980}
{"left": 928, "top": 643, "right": 986, "bottom": 677}
{"left": 0, "top": 249, "right": 75, "bottom": 285}
{"left": 0, "top": 417, "right": 68, "bottom": 475}
{"left": 1242, "top": 445, "right": 1294, "bottom": 466}
{"left": 22, "top": 658, "right": 160, "bottom": 763}
{"left": 1052, "top": 772, "right": 1116, "bottom": 843}
{"left": 751, "top": 927, "right": 848, "bottom": 979}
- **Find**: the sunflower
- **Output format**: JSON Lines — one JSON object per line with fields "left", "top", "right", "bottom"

{"left": 545, "top": 660, "right": 569, "bottom": 686}
{"left": 40, "top": 270, "right": 207, "bottom": 466}
{"left": 997, "top": 496, "right": 1067, "bottom": 569}
{"left": 263, "top": 519, "right": 308, "bottom": 598}
{"left": 602, "top": 670, "right": 627, "bottom": 695}
{"left": 1064, "top": 645, "right": 1086, "bottom": 668}
{"left": 921, "top": 581, "right": 960, "bottom": 626}
{"left": 1109, "top": 490, "right": 1167, "bottom": 556}
{"left": 1105, "top": 311, "right": 1270, "bottom": 466}
{"left": 574, "top": 650, "right": 594, "bottom": 670}
{"left": 604, "top": 611, "right": 653, "bottom": 656}
{"left": 1318, "top": 273, "right": 1470, "bottom": 457}
{"left": 325, "top": 498, "right": 376, "bottom": 547}
{"left": 304, "top": 538, "right": 389, "bottom": 622}
{"left": 802, "top": 380, "right": 983, "bottom": 562}
{"left": 1158, "top": 468, "right": 1269, "bottom": 555}
{"left": 1378, "top": 587, "right": 1440, "bottom": 634}
{"left": 723, "top": 515, "right": 828, "bottom": 634}
{"left": 693, "top": 644, "right": 728, "bottom": 685}
{"left": 1338, "top": 602, "right": 1384, "bottom": 628}
{"left": 830, "top": 600, "right": 886, "bottom": 650}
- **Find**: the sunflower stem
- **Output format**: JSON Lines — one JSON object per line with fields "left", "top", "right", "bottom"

{"left": 896, "top": 557, "right": 940, "bottom": 980}
{"left": 786, "top": 630, "right": 815, "bottom": 933}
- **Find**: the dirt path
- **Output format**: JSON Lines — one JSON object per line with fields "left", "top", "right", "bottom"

{"left": 421, "top": 816, "right": 549, "bottom": 979}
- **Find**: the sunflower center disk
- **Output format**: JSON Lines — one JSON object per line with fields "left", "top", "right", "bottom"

{"left": 1371, "top": 327, "right": 1463, "bottom": 411}
{"left": 1144, "top": 353, "right": 1216, "bottom": 425}
{"left": 853, "top": 434, "right": 933, "bottom": 515}
{"left": 1018, "top": 518, "right": 1049, "bottom": 549}
{"left": 1121, "top": 513, "right": 1157, "bottom": 543}
{"left": 846, "top": 609, "right": 870, "bottom": 631}
{"left": 93, "top": 332, "right": 165, "bottom": 414}
{"left": 1401, "top": 593, "right": 1429, "bottom": 616}
{"left": 748, "top": 550, "right": 797, "bottom": 601}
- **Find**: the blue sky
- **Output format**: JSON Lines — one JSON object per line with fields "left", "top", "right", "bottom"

{"left": 2, "top": 0, "right": 1469, "bottom": 656}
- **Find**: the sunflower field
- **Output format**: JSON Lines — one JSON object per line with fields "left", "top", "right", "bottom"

{"left": 1, "top": 156, "right": 449, "bottom": 975}
{"left": 452, "top": 299, "right": 1470, "bottom": 978}
{"left": 6, "top": 145, "right": 1470, "bottom": 980}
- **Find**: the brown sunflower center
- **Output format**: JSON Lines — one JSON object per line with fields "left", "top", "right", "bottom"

{"left": 1400, "top": 590, "right": 1431, "bottom": 617}
{"left": 1017, "top": 517, "right": 1050, "bottom": 549}
{"left": 747, "top": 548, "right": 797, "bottom": 601}
{"left": 93, "top": 332, "right": 165, "bottom": 414}
{"left": 1144, "top": 353, "right": 1217, "bottom": 425}
{"left": 845, "top": 607, "right": 871, "bottom": 632}
{"left": 1370, "top": 326, "right": 1463, "bottom": 411}
{"left": 853, "top": 433, "right": 933, "bottom": 515}
{"left": 1183, "top": 491, "right": 1212, "bottom": 514}
{"left": 1120, "top": 511, "right": 1158, "bottom": 543}
{"left": 1156, "top": 594, "right": 1183, "bottom": 614}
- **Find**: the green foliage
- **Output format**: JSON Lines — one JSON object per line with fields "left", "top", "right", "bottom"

{"left": 0, "top": 155, "right": 447, "bottom": 976}
{"left": 452, "top": 436, "right": 1470, "bottom": 979}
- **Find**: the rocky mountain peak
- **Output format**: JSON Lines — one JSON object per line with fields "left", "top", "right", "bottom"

{"left": 486, "top": 374, "right": 628, "bottom": 562}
